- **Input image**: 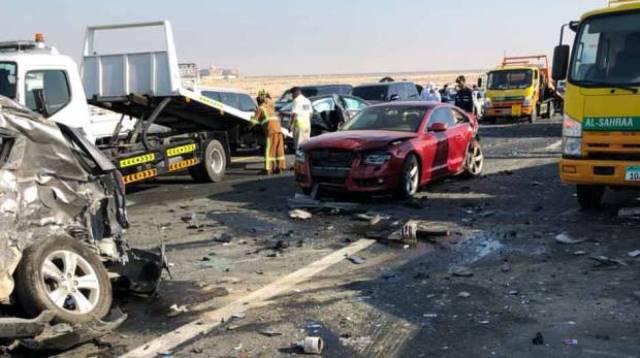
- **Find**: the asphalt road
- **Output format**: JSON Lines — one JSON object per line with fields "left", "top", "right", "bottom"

{"left": 46, "top": 116, "right": 640, "bottom": 358}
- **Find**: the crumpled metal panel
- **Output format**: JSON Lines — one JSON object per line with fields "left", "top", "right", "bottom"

{"left": 0, "top": 96, "right": 126, "bottom": 302}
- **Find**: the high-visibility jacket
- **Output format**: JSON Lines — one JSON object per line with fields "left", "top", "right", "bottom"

{"left": 255, "top": 103, "right": 282, "bottom": 135}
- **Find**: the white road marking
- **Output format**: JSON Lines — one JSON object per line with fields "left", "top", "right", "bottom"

{"left": 122, "top": 239, "right": 376, "bottom": 358}
{"left": 543, "top": 139, "right": 562, "bottom": 152}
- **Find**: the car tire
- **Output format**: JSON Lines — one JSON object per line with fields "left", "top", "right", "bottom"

{"left": 189, "top": 139, "right": 226, "bottom": 183}
{"left": 15, "top": 236, "right": 113, "bottom": 324}
{"left": 397, "top": 154, "right": 420, "bottom": 199}
{"left": 461, "top": 139, "right": 484, "bottom": 179}
{"left": 577, "top": 185, "right": 605, "bottom": 210}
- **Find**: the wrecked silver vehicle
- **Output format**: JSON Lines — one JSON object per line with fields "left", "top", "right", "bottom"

{"left": 0, "top": 96, "right": 163, "bottom": 349}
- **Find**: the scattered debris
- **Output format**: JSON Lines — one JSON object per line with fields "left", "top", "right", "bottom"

{"left": 404, "top": 198, "right": 427, "bottom": 209}
{"left": 259, "top": 329, "right": 283, "bottom": 337}
{"left": 458, "top": 291, "right": 471, "bottom": 298}
{"left": 423, "top": 313, "right": 438, "bottom": 318}
{"left": 214, "top": 233, "right": 233, "bottom": 244}
{"left": 347, "top": 255, "right": 366, "bottom": 265}
{"left": 563, "top": 338, "right": 578, "bottom": 346}
{"left": 231, "top": 313, "right": 246, "bottom": 320}
{"left": 618, "top": 207, "right": 640, "bottom": 219}
{"left": 501, "top": 262, "right": 512, "bottom": 273}
{"left": 555, "top": 233, "right": 586, "bottom": 245}
{"left": 289, "top": 209, "right": 313, "bottom": 220}
{"left": 508, "top": 290, "right": 520, "bottom": 296}
{"left": 532, "top": 332, "right": 544, "bottom": 345}
{"left": 590, "top": 256, "right": 628, "bottom": 270}
{"left": 450, "top": 266, "right": 474, "bottom": 278}
{"left": 191, "top": 347, "right": 203, "bottom": 354}
{"left": 628, "top": 250, "right": 640, "bottom": 258}
{"left": 168, "top": 304, "right": 189, "bottom": 317}
{"left": 301, "top": 336, "right": 324, "bottom": 355}
{"left": 288, "top": 195, "right": 360, "bottom": 213}
{"left": 353, "top": 212, "right": 389, "bottom": 225}
{"left": 573, "top": 250, "right": 588, "bottom": 256}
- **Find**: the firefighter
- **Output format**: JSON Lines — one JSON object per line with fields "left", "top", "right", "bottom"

{"left": 254, "top": 90, "right": 286, "bottom": 175}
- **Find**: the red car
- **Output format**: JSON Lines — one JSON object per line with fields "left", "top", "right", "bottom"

{"left": 294, "top": 102, "right": 484, "bottom": 198}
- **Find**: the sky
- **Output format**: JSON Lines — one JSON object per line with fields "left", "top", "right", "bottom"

{"left": 3, "top": 0, "right": 607, "bottom": 76}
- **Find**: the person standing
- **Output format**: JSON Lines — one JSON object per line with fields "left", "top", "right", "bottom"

{"left": 454, "top": 75, "right": 474, "bottom": 113}
{"left": 254, "top": 91, "right": 286, "bottom": 175}
{"left": 421, "top": 82, "right": 441, "bottom": 103}
{"left": 290, "top": 87, "right": 313, "bottom": 151}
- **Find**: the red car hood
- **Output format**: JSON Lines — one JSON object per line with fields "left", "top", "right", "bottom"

{"left": 303, "top": 130, "right": 417, "bottom": 152}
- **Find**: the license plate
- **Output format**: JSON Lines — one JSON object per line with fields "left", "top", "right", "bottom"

{"left": 512, "top": 105, "right": 522, "bottom": 117}
{"left": 625, "top": 166, "right": 640, "bottom": 181}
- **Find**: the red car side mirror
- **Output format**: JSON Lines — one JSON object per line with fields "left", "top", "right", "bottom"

{"left": 428, "top": 122, "right": 448, "bottom": 132}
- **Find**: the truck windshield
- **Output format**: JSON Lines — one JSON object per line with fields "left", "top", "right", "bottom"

{"left": 487, "top": 70, "right": 533, "bottom": 90}
{"left": 570, "top": 11, "right": 640, "bottom": 87}
{"left": 0, "top": 62, "right": 17, "bottom": 99}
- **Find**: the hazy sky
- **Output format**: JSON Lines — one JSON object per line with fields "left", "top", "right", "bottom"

{"left": 4, "top": 0, "right": 606, "bottom": 76}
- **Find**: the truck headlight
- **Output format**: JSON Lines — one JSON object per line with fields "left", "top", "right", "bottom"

{"left": 562, "top": 114, "right": 582, "bottom": 138}
{"left": 295, "top": 148, "right": 305, "bottom": 163}
{"left": 363, "top": 152, "right": 391, "bottom": 166}
{"left": 562, "top": 114, "right": 582, "bottom": 156}
{"left": 523, "top": 96, "right": 533, "bottom": 107}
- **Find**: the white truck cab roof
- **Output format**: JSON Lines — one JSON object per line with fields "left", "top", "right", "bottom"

{"left": 0, "top": 38, "right": 94, "bottom": 139}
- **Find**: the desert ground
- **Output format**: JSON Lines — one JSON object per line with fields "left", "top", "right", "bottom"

{"left": 200, "top": 71, "right": 483, "bottom": 97}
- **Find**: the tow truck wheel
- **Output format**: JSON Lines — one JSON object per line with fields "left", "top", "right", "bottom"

{"left": 577, "top": 185, "right": 605, "bottom": 210}
{"left": 15, "top": 237, "right": 112, "bottom": 324}
{"left": 189, "top": 139, "right": 226, "bottom": 183}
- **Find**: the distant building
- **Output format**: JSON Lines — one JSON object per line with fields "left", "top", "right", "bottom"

{"left": 179, "top": 63, "right": 200, "bottom": 89}
{"left": 199, "top": 65, "right": 240, "bottom": 80}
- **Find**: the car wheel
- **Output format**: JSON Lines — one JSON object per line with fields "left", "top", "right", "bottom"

{"left": 462, "top": 139, "right": 484, "bottom": 178}
{"left": 397, "top": 154, "right": 420, "bottom": 198}
{"left": 577, "top": 185, "right": 605, "bottom": 210}
{"left": 15, "top": 236, "right": 112, "bottom": 324}
{"left": 189, "top": 139, "right": 227, "bottom": 183}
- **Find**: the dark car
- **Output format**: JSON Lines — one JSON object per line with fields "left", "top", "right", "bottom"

{"left": 294, "top": 102, "right": 483, "bottom": 198}
{"left": 275, "top": 84, "right": 353, "bottom": 111}
{"left": 279, "top": 94, "right": 369, "bottom": 137}
{"left": 352, "top": 82, "right": 420, "bottom": 104}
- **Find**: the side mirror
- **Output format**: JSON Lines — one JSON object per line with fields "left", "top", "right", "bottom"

{"left": 32, "top": 89, "right": 50, "bottom": 117}
{"left": 389, "top": 94, "right": 400, "bottom": 101}
{"left": 428, "top": 122, "right": 448, "bottom": 132}
{"left": 552, "top": 45, "right": 571, "bottom": 81}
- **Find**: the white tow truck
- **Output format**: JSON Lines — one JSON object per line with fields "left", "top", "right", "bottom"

{"left": 0, "top": 21, "right": 255, "bottom": 185}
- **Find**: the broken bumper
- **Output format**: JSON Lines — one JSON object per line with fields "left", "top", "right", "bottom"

{"left": 560, "top": 158, "right": 640, "bottom": 187}
{"left": 295, "top": 159, "right": 403, "bottom": 193}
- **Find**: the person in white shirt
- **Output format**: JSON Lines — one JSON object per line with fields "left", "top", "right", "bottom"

{"left": 290, "top": 87, "right": 313, "bottom": 151}
{"left": 421, "top": 82, "right": 441, "bottom": 103}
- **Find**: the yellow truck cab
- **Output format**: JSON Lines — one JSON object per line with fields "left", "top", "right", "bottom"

{"left": 483, "top": 56, "right": 557, "bottom": 124}
{"left": 553, "top": 0, "right": 640, "bottom": 209}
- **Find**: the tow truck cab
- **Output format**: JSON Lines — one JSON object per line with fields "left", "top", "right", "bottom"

{"left": 553, "top": 0, "right": 640, "bottom": 209}
{"left": 483, "top": 56, "right": 557, "bottom": 123}
{"left": 0, "top": 36, "right": 95, "bottom": 139}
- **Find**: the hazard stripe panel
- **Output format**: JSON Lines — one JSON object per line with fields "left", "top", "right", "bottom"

{"left": 123, "top": 169, "right": 158, "bottom": 184}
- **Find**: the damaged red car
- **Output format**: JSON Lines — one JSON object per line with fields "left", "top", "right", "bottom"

{"left": 295, "top": 102, "right": 484, "bottom": 198}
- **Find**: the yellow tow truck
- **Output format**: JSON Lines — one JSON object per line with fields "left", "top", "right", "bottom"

{"left": 483, "top": 55, "right": 558, "bottom": 124}
{"left": 553, "top": 0, "right": 640, "bottom": 209}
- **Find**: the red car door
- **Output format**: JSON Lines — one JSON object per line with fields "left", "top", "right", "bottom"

{"left": 448, "top": 108, "right": 474, "bottom": 173}
{"left": 420, "top": 107, "right": 455, "bottom": 181}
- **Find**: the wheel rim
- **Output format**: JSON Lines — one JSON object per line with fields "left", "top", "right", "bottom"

{"left": 405, "top": 159, "right": 419, "bottom": 195}
{"left": 468, "top": 144, "right": 484, "bottom": 175}
{"left": 40, "top": 250, "right": 100, "bottom": 315}
{"left": 209, "top": 149, "right": 224, "bottom": 174}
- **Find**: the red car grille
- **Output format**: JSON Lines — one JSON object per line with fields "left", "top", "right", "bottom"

{"left": 309, "top": 149, "right": 354, "bottom": 184}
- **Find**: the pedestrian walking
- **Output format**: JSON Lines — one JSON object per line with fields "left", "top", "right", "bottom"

{"left": 290, "top": 87, "right": 313, "bottom": 151}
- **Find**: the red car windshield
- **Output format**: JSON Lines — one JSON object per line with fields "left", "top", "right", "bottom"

{"left": 342, "top": 106, "right": 426, "bottom": 133}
